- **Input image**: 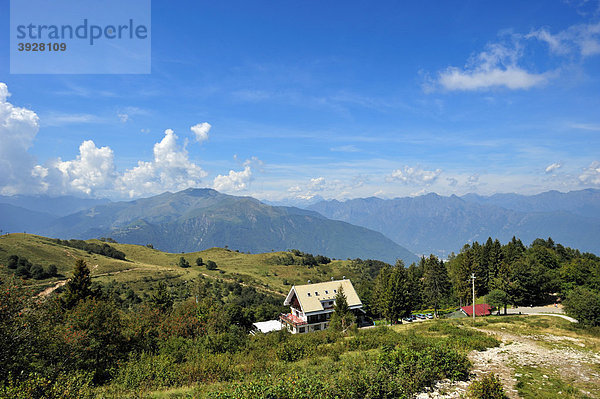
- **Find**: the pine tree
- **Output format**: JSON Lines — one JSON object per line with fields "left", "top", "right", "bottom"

{"left": 62, "top": 259, "right": 94, "bottom": 309}
{"left": 151, "top": 281, "right": 173, "bottom": 313}
{"left": 423, "top": 255, "right": 451, "bottom": 317}
{"left": 330, "top": 285, "right": 355, "bottom": 332}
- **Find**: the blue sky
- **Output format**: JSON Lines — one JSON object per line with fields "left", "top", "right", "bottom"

{"left": 1, "top": 0, "right": 600, "bottom": 201}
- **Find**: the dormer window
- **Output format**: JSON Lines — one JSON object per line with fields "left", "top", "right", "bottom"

{"left": 334, "top": 289, "right": 337, "bottom": 293}
{"left": 315, "top": 292, "right": 319, "bottom": 296}
{"left": 325, "top": 290, "right": 329, "bottom": 294}
{"left": 307, "top": 293, "right": 311, "bottom": 297}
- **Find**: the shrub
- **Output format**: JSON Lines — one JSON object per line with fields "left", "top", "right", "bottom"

{"left": 564, "top": 286, "right": 600, "bottom": 326}
{"left": 178, "top": 257, "right": 190, "bottom": 268}
{"left": 206, "top": 260, "right": 217, "bottom": 270}
{"left": 467, "top": 373, "right": 508, "bottom": 399}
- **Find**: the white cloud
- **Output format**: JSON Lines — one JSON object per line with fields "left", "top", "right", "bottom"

{"left": 545, "top": 162, "right": 562, "bottom": 173}
{"left": 579, "top": 161, "right": 600, "bottom": 185}
{"left": 309, "top": 177, "right": 326, "bottom": 191}
{"left": 570, "top": 123, "right": 600, "bottom": 131}
{"left": 467, "top": 174, "right": 480, "bottom": 185}
{"left": 118, "top": 113, "right": 129, "bottom": 123}
{"left": 330, "top": 145, "right": 359, "bottom": 152}
{"left": 437, "top": 43, "right": 549, "bottom": 91}
{"left": 0, "top": 82, "right": 43, "bottom": 195}
{"left": 213, "top": 166, "right": 252, "bottom": 192}
{"left": 118, "top": 129, "right": 208, "bottom": 197}
{"left": 446, "top": 177, "right": 458, "bottom": 187}
{"left": 41, "top": 112, "right": 102, "bottom": 127}
{"left": 528, "top": 22, "right": 600, "bottom": 57}
{"left": 49, "top": 140, "right": 116, "bottom": 195}
{"left": 190, "top": 122, "right": 211, "bottom": 143}
{"left": 388, "top": 166, "right": 442, "bottom": 185}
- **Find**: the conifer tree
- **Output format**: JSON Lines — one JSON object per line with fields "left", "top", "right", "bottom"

{"left": 423, "top": 255, "right": 451, "bottom": 317}
{"left": 330, "top": 285, "right": 355, "bottom": 332}
{"left": 62, "top": 259, "right": 94, "bottom": 309}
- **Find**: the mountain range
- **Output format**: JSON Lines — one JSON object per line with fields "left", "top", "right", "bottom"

{"left": 1, "top": 188, "right": 598, "bottom": 263}
{"left": 307, "top": 189, "right": 600, "bottom": 257}
{"left": 0, "top": 189, "right": 417, "bottom": 265}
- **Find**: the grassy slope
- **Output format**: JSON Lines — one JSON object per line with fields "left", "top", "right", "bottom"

{"left": 0, "top": 233, "right": 359, "bottom": 296}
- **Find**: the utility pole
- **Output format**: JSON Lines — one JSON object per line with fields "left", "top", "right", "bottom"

{"left": 471, "top": 273, "right": 476, "bottom": 323}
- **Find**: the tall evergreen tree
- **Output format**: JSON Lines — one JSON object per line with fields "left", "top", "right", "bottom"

{"left": 330, "top": 285, "right": 355, "bottom": 332}
{"left": 62, "top": 259, "right": 94, "bottom": 310}
{"left": 423, "top": 255, "right": 451, "bottom": 317}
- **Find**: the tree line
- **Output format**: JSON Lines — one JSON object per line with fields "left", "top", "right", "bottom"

{"left": 353, "top": 237, "right": 600, "bottom": 326}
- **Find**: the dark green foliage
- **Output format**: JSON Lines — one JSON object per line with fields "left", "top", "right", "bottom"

{"left": 205, "top": 260, "right": 217, "bottom": 270}
{"left": 467, "top": 373, "right": 508, "bottom": 399}
{"left": 272, "top": 250, "right": 333, "bottom": 267}
{"left": 330, "top": 285, "right": 356, "bottom": 332}
{"left": 151, "top": 282, "right": 173, "bottom": 313}
{"left": 196, "top": 257, "right": 203, "bottom": 266}
{"left": 52, "top": 239, "right": 125, "bottom": 260}
{"left": 46, "top": 265, "right": 58, "bottom": 277}
{"left": 487, "top": 289, "right": 510, "bottom": 315}
{"left": 29, "top": 265, "right": 44, "bottom": 280}
{"left": 3, "top": 255, "right": 56, "bottom": 280}
{"left": 7, "top": 255, "right": 18, "bottom": 269}
{"left": 372, "top": 262, "right": 414, "bottom": 323}
{"left": 178, "top": 257, "right": 190, "bottom": 268}
{"left": 61, "top": 259, "right": 94, "bottom": 310}
{"left": 15, "top": 265, "right": 30, "bottom": 278}
{"left": 423, "top": 255, "right": 451, "bottom": 316}
{"left": 564, "top": 286, "right": 600, "bottom": 326}
{"left": 447, "top": 236, "right": 599, "bottom": 309}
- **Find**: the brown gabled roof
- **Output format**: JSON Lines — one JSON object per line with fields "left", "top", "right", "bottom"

{"left": 284, "top": 279, "right": 362, "bottom": 314}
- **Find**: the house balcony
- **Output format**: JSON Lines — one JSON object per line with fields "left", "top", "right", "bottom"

{"left": 280, "top": 313, "right": 307, "bottom": 327}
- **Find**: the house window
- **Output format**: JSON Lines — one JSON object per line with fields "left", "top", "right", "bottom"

{"left": 299, "top": 327, "right": 305, "bottom": 333}
{"left": 315, "top": 292, "right": 319, "bottom": 296}
{"left": 325, "top": 290, "right": 328, "bottom": 294}
{"left": 314, "top": 324, "right": 321, "bottom": 331}
{"left": 334, "top": 289, "right": 337, "bottom": 293}
{"left": 307, "top": 293, "right": 311, "bottom": 297}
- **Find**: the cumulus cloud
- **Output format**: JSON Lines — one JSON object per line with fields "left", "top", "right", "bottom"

{"left": 308, "top": 177, "right": 326, "bottom": 191}
{"left": 467, "top": 174, "right": 480, "bottom": 185}
{"left": 117, "top": 129, "right": 208, "bottom": 197}
{"left": 545, "top": 162, "right": 562, "bottom": 173}
{"left": 0, "top": 82, "right": 43, "bottom": 195}
{"left": 190, "top": 122, "right": 211, "bottom": 143}
{"left": 579, "top": 161, "right": 600, "bottom": 185}
{"left": 213, "top": 166, "right": 252, "bottom": 192}
{"left": 388, "top": 166, "right": 442, "bottom": 185}
{"left": 437, "top": 43, "right": 549, "bottom": 91}
{"left": 0, "top": 83, "right": 214, "bottom": 198}
{"left": 49, "top": 140, "right": 116, "bottom": 196}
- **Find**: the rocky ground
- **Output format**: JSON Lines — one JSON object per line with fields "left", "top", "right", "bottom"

{"left": 417, "top": 318, "right": 600, "bottom": 398}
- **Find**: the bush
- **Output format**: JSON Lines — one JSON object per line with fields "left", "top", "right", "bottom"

{"left": 467, "top": 373, "right": 508, "bottom": 399}
{"left": 564, "top": 286, "right": 600, "bottom": 326}
{"left": 206, "top": 260, "right": 217, "bottom": 270}
{"left": 178, "top": 257, "right": 190, "bottom": 268}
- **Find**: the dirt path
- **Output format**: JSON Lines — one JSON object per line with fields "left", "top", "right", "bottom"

{"left": 469, "top": 328, "right": 600, "bottom": 398}
{"left": 418, "top": 326, "right": 600, "bottom": 398}
{"left": 35, "top": 279, "right": 68, "bottom": 298}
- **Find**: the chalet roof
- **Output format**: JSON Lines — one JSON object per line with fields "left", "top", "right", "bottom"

{"left": 461, "top": 304, "right": 492, "bottom": 317}
{"left": 284, "top": 279, "right": 362, "bottom": 314}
